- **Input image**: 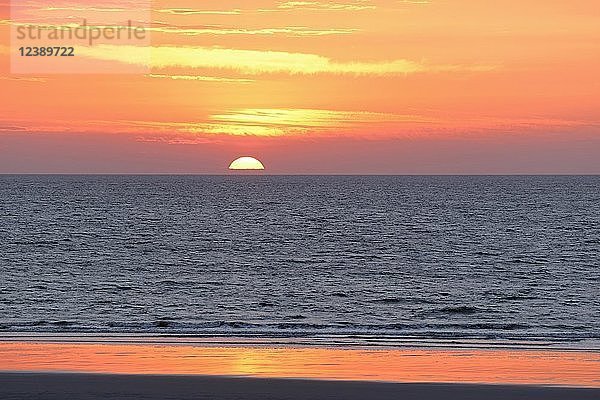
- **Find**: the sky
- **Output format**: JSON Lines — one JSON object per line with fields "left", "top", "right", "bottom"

{"left": 0, "top": 0, "right": 599, "bottom": 174}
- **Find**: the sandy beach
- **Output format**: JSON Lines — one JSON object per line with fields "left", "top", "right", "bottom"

{"left": 2, "top": 372, "right": 600, "bottom": 400}
{"left": 1, "top": 339, "right": 599, "bottom": 399}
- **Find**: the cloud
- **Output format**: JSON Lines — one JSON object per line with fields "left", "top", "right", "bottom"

{"left": 156, "top": 8, "right": 242, "bottom": 16}
{"left": 40, "top": 6, "right": 128, "bottom": 12}
{"left": 126, "top": 120, "right": 294, "bottom": 137}
{"left": 76, "top": 45, "right": 495, "bottom": 75}
{"left": 106, "top": 108, "right": 438, "bottom": 137}
{"left": 1, "top": 18, "right": 355, "bottom": 38}
{"left": 1, "top": 111, "right": 597, "bottom": 140}
{"left": 211, "top": 108, "right": 433, "bottom": 127}
{"left": 273, "top": 1, "right": 376, "bottom": 11}
{"left": 135, "top": 135, "right": 223, "bottom": 145}
{"left": 147, "top": 25, "right": 357, "bottom": 36}
{"left": 0, "top": 124, "right": 29, "bottom": 132}
{"left": 147, "top": 74, "right": 254, "bottom": 83}
{"left": 0, "top": 76, "right": 47, "bottom": 82}
{"left": 149, "top": 111, "right": 600, "bottom": 138}
{"left": 156, "top": 2, "right": 376, "bottom": 15}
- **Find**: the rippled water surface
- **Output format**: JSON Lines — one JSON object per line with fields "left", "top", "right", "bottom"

{"left": 1, "top": 175, "right": 599, "bottom": 343}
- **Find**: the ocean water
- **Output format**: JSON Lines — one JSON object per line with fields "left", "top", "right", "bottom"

{"left": 1, "top": 175, "right": 599, "bottom": 345}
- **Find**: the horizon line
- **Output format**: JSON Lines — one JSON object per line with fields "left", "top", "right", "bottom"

{"left": 1, "top": 173, "right": 599, "bottom": 177}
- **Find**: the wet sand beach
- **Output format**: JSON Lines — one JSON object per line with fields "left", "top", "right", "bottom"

{"left": 1, "top": 339, "right": 599, "bottom": 399}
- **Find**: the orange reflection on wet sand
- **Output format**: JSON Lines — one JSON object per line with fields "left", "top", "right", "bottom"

{"left": 1, "top": 342, "right": 599, "bottom": 387}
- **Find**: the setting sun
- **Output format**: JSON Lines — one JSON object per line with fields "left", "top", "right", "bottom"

{"left": 228, "top": 156, "right": 265, "bottom": 171}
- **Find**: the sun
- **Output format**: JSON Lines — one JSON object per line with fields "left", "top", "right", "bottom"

{"left": 228, "top": 156, "right": 265, "bottom": 170}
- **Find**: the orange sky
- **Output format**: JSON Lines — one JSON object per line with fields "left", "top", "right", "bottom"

{"left": 1, "top": 0, "right": 599, "bottom": 173}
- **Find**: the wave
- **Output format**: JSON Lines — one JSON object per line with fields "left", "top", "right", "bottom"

{"left": 437, "top": 306, "right": 481, "bottom": 314}
{"left": 2, "top": 320, "right": 599, "bottom": 342}
{"left": 372, "top": 297, "right": 437, "bottom": 305}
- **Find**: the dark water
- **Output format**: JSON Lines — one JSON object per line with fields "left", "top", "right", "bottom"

{"left": 1, "top": 175, "right": 599, "bottom": 344}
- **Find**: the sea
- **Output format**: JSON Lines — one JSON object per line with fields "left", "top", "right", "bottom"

{"left": 1, "top": 175, "right": 599, "bottom": 347}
